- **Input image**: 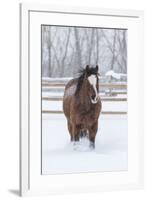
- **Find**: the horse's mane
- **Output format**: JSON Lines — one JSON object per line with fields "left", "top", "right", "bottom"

{"left": 75, "top": 66, "right": 98, "bottom": 95}
{"left": 75, "top": 68, "right": 85, "bottom": 95}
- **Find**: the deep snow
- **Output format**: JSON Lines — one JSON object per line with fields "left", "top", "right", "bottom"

{"left": 42, "top": 114, "right": 128, "bottom": 175}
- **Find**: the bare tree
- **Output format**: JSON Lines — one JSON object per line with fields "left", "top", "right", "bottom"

{"left": 110, "top": 30, "right": 117, "bottom": 70}
{"left": 42, "top": 26, "right": 52, "bottom": 77}
{"left": 122, "top": 30, "right": 127, "bottom": 73}
{"left": 60, "top": 28, "right": 71, "bottom": 76}
{"left": 96, "top": 29, "right": 100, "bottom": 65}
{"left": 42, "top": 26, "right": 127, "bottom": 78}
{"left": 118, "top": 30, "right": 127, "bottom": 73}
{"left": 74, "top": 28, "right": 82, "bottom": 69}
{"left": 47, "top": 26, "right": 51, "bottom": 76}
{"left": 101, "top": 29, "right": 123, "bottom": 72}
{"left": 88, "top": 29, "right": 95, "bottom": 64}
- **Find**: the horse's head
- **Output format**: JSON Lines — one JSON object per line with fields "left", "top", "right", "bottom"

{"left": 85, "top": 65, "right": 100, "bottom": 104}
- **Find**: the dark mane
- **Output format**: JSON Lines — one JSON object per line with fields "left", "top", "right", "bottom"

{"left": 75, "top": 66, "right": 98, "bottom": 95}
{"left": 75, "top": 68, "right": 86, "bottom": 95}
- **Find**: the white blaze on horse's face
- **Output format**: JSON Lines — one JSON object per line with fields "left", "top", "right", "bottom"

{"left": 88, "top": 75, "right": 98, "bottom": 104}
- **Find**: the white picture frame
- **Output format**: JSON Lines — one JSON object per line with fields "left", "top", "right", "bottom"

{"left": 20, "top": 3, "right": 144, "bottom": 196}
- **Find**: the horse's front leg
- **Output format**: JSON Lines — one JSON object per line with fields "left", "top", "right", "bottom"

{"left": 72, "top": 124, "right": 81, "bottom": 142}
{"left": 88, "top": 121, "right": 98, "bottom": 149}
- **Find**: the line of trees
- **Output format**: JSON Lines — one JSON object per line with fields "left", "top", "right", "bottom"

{"left": 42, "top": 26, "right": 127, "bottom": 77}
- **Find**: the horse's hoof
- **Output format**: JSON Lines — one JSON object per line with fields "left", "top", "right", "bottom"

{"left": 73, "top": 142, "right": 80, "bottom": 150}
{"left": 73, "top": 141, "right": 79, "bottom": 146}
{"left": 89, "top": 142, "right": 95, "bottom": 150}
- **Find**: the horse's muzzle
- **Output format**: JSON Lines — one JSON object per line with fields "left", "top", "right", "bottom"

{"left": 91, "top": 95, "right": 96, "bottom": 100}
{"left": 91, "top": 95, "right": 98, "bottom": 104}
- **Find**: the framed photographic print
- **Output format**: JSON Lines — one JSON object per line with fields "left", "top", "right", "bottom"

{"left": 20, "top": 3, "right": 144, "bottom": 196}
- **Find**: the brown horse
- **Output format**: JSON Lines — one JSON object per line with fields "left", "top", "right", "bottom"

{"left": 63, "top": 65, "right": 102, "bottom": 149}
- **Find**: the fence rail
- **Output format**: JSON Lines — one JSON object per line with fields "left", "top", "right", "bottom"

{"left": 42, "top": 81, "right": 127, "bottom": 115}
{"left": 42, "top": 82, "right": 127, "bottom": 89}
{"left": 42, "top": 96, "right": 127, "bottom": 102}
{"left": 42, "top": 110, "right": 127, "bottom": 115}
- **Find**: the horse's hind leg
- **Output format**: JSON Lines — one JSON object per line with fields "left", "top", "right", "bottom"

{"left": 67, "top": 120, "right": 73, "bottom": 141}
{"left": 80, "top": 129, "right": 87, "bottom": 138}
{"left": 88, "top": 122, "right": 98, "bottom": 149}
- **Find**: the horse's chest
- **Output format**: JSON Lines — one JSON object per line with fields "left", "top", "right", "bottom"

{"left": 83, "top": 110, "right": 97, "bottom": 121}
{"left": 75, "top": 106, "right": 98, "bottom": 125}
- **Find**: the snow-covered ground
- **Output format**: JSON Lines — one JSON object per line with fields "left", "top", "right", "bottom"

{"left": 42, "top": 100, "right": 127, "bottom": 112}
{"left": 42, "top": 114, "right": 128, "bottom": 175}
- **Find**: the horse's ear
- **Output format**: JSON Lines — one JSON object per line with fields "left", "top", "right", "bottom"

{"left": 86, "top": 65, "right": 89, "bottom": 72}
{"left": 96, "top": 65, "right": 99, "bottom": 72}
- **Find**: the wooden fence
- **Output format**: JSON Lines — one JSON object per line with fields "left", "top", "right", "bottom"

{"left": 42, "top": 81, "right": 127, "bottom": 115}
